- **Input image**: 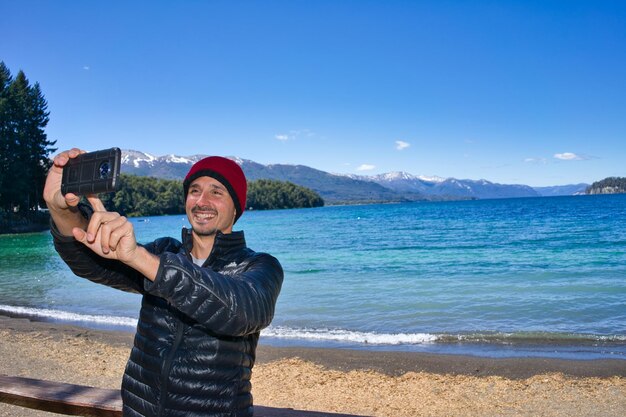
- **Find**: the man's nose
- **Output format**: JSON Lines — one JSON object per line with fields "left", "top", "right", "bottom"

{"left": 196, "top": 191, "right": 214, "bottom": 205}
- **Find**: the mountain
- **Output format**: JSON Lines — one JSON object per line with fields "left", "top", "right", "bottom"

{"left": 350, "top": 171, "right": 540, "bottom": 199}
{"left": 120, "top": 150, "right": 586, "bottom": 203}
{"left": 120, "top": 150, "right": 422, "bottom": 204}
{"left": 238, "top": 160, "right": 423, "bottom": 204}
{"left": 533, "top": 184, "right": 589, "bottom": 197}
{"left": 343, "top": 172, "right": 445, "bottom": 195}
{"left": 121, "top": 150, "right": 206, "bottom": 179}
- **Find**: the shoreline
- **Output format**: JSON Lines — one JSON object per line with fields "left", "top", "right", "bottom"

{"left": 2, "top": 314, "right": 625, "bottom": 380}
{"left": 2, "top": 308, "right": 626, "bottom": 365}
{"left": 1, "top": 315, "right": 625, "bottom": 417}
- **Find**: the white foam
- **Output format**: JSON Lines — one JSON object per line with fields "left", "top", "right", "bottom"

{"left": 261, "top": 326, "right": 438, "bottom": 345}
{"left": 0, "top": 305, "right": 137, "bottom": 328}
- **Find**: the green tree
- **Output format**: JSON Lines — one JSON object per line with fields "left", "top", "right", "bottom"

{"left": 97, "top": 176, "right": 323, "bottom": 217}
{"left": 0, "top": 62, "right": 14, "bottom": 206}
{"left": 247, "top": 179, "right": 324, "bottom": 210}
{"left": 100, "top": 174, "right": 185, "bottom": 217}
{"left": 586, "top": 177, "right": 626, "bottom": 194}
{"left": 0, "top": 62, "right": 56, "bottom": 213}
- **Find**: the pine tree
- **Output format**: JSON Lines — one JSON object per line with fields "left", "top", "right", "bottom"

{"left": 0, "top": 62, "right": 13, "bottom": 204}
{"left": 5, "top": 71, "right": 35, "bottom": 211}
{"left": 25, "top": 82, "right": 55, "bottom": 209}
{"left": 0, "top": 62, "right": 56, "bottom": 214}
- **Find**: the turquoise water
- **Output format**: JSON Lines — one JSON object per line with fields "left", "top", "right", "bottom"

{"left": 1, "top": 194, "right": 625, "bottom": 359}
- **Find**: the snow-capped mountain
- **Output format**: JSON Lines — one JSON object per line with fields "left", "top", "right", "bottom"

{"left": 120, "top": 150, "right": 586, "bottom": 202}
{"left": 120, "top": 150, "right": 411, "bottom": 203}
{"left": 349, "top": 171, "right": 540, "bottom": 199}
{"left": 121, "top": 150, "right": 209, "bottom": 179}
{"left": 373, "top": 171, "right": 446, "bottom": 183}
{"left": 121, "top": 150, "right": 158, "bottom": 167}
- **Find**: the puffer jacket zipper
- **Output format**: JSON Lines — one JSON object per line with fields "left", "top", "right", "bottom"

{"left": 156, "top": 235, "right": 196, "bottom": 416}
{"left": 157, "top": 319, "right": 185, "bottom": 416}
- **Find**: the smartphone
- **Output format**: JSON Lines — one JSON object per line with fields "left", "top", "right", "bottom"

{"left": 61, "top": 147, "right": 121, "bottom": 195}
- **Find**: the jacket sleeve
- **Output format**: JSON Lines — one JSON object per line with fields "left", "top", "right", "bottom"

{"left": 51, "top": 219, "right": 176, "bottom": 294}
{"left": 144, "top": 251, "right": 283, "bottom": 337}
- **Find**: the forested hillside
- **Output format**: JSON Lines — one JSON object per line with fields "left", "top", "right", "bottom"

{"left": 247, "top": 179, "right": 324, "bottom": 210}
{"left": 100, "top": 174, "right": 324, "bottom": 217}
{"left": 586, "top": 177, "right": 626, "bottom": 195}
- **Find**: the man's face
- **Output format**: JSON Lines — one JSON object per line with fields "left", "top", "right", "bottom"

{"left": 185, "top": 176, "right": 236, "bottom": 237}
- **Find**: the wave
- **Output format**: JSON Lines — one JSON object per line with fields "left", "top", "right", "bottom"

{"left": 288, "top": 268, "right": 328, "bottom": 275}
{"left": 437, "top": 331, "right": 626, "bottom": 345}
{"left": 261, "top": 326, "right": 438, "bottom": 344}
{"left": 1, "top": 305, "right": 623, "bottom": 349}
{"left": 0, "top": 304, "right": 137, "bottom": 328}
{"left": 261, "top": 326, "right": 626, "bottom": 346}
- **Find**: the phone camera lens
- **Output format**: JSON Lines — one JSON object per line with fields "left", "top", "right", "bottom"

{"left": 99, "top": 161, "right": 110, "bottom": 179}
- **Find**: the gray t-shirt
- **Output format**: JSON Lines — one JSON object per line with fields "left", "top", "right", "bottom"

{"left": 191, "top": 255, "right": 206, "bottom": 267}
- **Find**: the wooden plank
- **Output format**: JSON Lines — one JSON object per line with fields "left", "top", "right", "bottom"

{"left": 0, "top": 374, "right": 122, "bottom": 417}
{"left": 0, "top": 374, "right": 370, "bottom": 417}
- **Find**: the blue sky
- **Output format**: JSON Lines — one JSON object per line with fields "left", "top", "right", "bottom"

{"left": 2, "top": 1, "right": 625, "bottom": 186}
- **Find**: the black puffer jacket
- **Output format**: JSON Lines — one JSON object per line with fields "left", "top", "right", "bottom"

{"left": 52, "top": 224, "right": 283, "bottom": 417}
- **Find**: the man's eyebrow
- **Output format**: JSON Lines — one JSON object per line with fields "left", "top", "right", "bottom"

{"left": 210, "top": 183, "right": 226, "bottom": 191}
{"left": 190, "top": 182, "right": 226, "bottom": 191}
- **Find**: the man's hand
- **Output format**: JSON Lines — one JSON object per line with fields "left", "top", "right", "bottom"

{"left": 72, "top": 196, "right": 139, "bottom": 262}
{"left": 73, "top": 195, "right": 160, "bottom": 281}
{"left": 43, "top": 148, "right": 89, "bottom": 236}
{"left": 45, "top": 148, "right": 159, "bottom": 281}
{"left": 43, "top": 148, "right": 83, "bottom": 211}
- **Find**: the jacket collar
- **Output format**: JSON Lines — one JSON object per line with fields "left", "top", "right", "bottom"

{"left": 181, "top": 227, "right": 246, "bottom": 262}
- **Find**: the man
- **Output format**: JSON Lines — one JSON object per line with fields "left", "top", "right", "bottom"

{"left": 43, "top": 148, "right": 283, "bottom": 417}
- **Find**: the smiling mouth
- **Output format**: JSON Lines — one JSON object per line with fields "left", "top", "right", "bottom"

{"left": 195, "top": 213, "right": 215, "bottom": 220}
{"left": 192, "top": 207, "right": 218, "bottom": 222}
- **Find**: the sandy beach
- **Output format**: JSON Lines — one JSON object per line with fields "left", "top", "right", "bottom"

{"left": 0, "top": 315, "right": 625, "bottom": 417}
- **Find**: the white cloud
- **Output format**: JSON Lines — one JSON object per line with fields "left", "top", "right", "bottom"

{"left": 83, "top": 66, "right": 90, "bottom": 70}
{"left": 275, "top": 129, "right": 315, "bottom": 142}
{"left": 357, "top": 164, "right": 376, "bottom": 171}
{"left": 524, "top": 157, "right": 548, "bottom": 164}
{"left": 554, "top": 152, "right": 583, "bottom": 161}
{"left": 395, "top": 140, "right": 410, "bottom": 151}
{"left": 300, "top": 129, "right": 316, "bottom": 138}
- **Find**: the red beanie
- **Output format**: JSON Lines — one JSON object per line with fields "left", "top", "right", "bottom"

{"left": 183, "top": 156, "right": 247, "bottom": 223}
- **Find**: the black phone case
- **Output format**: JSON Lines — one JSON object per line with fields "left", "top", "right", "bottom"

{"left": 61, "top": 148, "right": 121, "bottom": 195}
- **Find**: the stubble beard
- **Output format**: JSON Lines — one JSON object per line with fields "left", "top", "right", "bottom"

{"left": 192, "top": 225, "right": 219, "bottom": 237}
{"left": 190, "top": 205, "right": 220, "bottom": 237}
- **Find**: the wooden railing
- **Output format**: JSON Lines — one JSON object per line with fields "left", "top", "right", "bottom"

{"left": 0, "top": 374, "right": 367, "bottom": 417}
